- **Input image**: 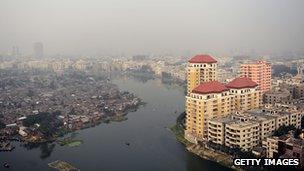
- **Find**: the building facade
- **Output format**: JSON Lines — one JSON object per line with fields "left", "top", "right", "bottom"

{"left": 186, "top": 54, "right": 218, "bottom": 95}
{"left": 263, "top": 135, "right": 304, "bottom": 168}
{"left": 263, "top": 88, "right": 292, "bottom": 105}
{"left": 185, "top": 77, "right": 261, "bottom": 143}
{"left": 185, "top": 81, "right": 234, "bottom": 142}
{"left": 240, "top": 60, "right": 271, "bottom": 92}
{"left": 208, "top": 105, "right": 303, "bottom": 151}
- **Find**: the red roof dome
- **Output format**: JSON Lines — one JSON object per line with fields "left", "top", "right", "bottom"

{"left": 226, "top": 77, "right": 258, "bottom": 89}
{"left": 192, "top": 81, "right": 228, "bottom": 94}
{"left": 188, "top": 54, "right": 217, "bottom": 63}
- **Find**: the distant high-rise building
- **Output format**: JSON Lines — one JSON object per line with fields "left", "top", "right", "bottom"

{"left": 11, "top": 46, "right": 20, "bottom": 58}
{"left": 240, "top": 60, "right": 271, "bottom": 92}
{"left": 186, "top": 54, "right": 218, "bottom": 95}
{"left": 33, "top": 42, "right": 44, "bottom": 58}
{"left": 132, "top": 55, "right": 147, "bottom": 61}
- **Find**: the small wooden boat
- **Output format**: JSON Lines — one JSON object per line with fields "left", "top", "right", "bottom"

{"left": 3, "top": 162, "right": 10, "bottom": 168}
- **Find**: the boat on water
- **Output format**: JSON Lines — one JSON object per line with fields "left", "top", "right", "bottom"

{"left": 3, "top": 162, "right": 10, "bottom": 168}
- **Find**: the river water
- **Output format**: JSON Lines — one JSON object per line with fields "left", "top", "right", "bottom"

{"left": 0, "top": 77, "right": 230, "bottom": 171}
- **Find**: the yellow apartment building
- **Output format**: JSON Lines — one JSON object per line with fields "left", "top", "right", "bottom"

{"left": 186, "top": 54, "right": 218, "bottom": 95}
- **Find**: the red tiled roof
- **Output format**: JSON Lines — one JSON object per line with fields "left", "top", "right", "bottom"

{"left": 188, "top": 54, "right": 217, "bottom": 63}
{"left": 192, "top": 81, "right": 228, "bottom": 94}
{"left": 226, "top": 77, "right": 258, "bottom": 89}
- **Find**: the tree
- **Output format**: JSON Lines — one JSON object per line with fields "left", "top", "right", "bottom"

{"left": 301, "top": 115, "right": 304, "bottom": 129}
{"left": 294, "top": 129, "right": 301, "bottom": 139}
{"left": 0, "top": 121, "right": 5, "bottom": 129}
{"left": 22, "top": 112, "right": 63, "bottom": 138}
{"left": 273, "top": 125, "right": 296, "bottom": 136}
{"left": 27, "top": 89, "right": 35, "bottom": 97}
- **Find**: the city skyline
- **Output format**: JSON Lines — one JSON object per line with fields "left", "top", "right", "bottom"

{"left": 1, "top": 1, "right": 304, "bottom": 170}
{"left": 1, "top": 0, "right": 304, "bottom": 56}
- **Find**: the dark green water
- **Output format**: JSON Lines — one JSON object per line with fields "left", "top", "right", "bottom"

{"left": 0, "top": 77, "right": 231, "bottom": 171}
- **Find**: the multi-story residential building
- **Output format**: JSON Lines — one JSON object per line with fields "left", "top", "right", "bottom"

{"left": 263, "top": 88, "right": 292, "bottom": 105}
{"left": 225, "top": 120, "right": 260, "bottom": 150}
{"left": 208, "top": 117, "right": 228, "bottom": 145}
{"left": 293, "top": 84, "right": 304, "bottom": 99}
{"left": 186, "top": 54, "right": 218, "bottom": 95}
{"left": 264, "top": 104, "right": 303, "bottom": 128}
{"left": 209, "top": 115, "right": 266, "bottom": 151}
{"left": 226, "top": 77, "right": 262, "bottom": 111}
{"left": 240, "top": 60, "right": 271, "bottom": 92}
{"left": 185, "top": 81, "right": 233, "bottom": 142}
{"left": 208, "top": 105, "right": 303, "bottom": 151}
{"left": 232, "top": 112, "right": 277, "bottom": 141}
{"left": 263, "top": 135, "right": 304, "bottom": 168}
{"left": 185, "top": 77, "right": 261, "bottom": 143}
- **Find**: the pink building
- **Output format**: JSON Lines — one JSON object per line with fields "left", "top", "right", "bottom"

{"left": 240, "top": 60, "right": 271, "bottom": 92}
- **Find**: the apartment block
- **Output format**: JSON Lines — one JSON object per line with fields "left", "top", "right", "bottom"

{"left": 225, "top": 120, "right": 260, "bottom": 150}
{"left": 185, "top": 81, "right": 233, "bottom": 142}
{"left": 185, "top": 77, "right": 261, "bottom": 143}
{"left": 240, "top": 60, "right": 271, "bottom": 92}
{"left": 208, "top": 105, "right": 303, "bottom": 151}
{"left": 187, "top": 54, "right": 218, "bottom": 95}
{"left": 263, "top": 135, "right": 304, "bottom": 168}
{"left": 226, "top": 77, "right": 262, "bottom": 111}
{"left": 263, "top": 88, "right": 292, "bottom": 105}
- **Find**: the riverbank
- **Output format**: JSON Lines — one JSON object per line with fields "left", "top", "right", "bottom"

{"left": 1, "top": 76, "right": 231, "bottom": 171}
{"left": 57, "top": 134, "right": 83, "bottom": 147}
{"left": 170, "top": 124, "right": 190, "bottom": 146}
{"left": 187, "top": 144, "right": 239, "bottom": 170}
{"left": 170, "top": 124, "right": 239, "bottom": 170}
{"left": 48, "top": 160, "right": 79, "bottom": 171}
{"left": 170, "top": 112, "right": 239, "bottom": 171}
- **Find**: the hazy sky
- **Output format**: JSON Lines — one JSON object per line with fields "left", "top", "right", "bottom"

{"left": 0, "top": 0, "right": 304, "bottom": 56}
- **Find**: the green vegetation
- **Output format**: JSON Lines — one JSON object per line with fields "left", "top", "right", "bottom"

{"left": 170, "top": 111, "right": 190, "bottom": 145}
{"left": 0, "top": 120, "right": 5, "bottom": 129}
{"left": 23, "top": 111, "right": 63, "bottom": 137}
{"left": 58, "top": 138, "right": 83, "bottom": 147}
{"left": 109, "top": 115, "right": 127, "bottom": 122}
{"left": 170, "top": 124, "right": 190, "bottom": 146}
{"left": 273, "top": 125, "right": 297, "bottom": 137}
{"left": 66, "top": 140, "right": 83, "bottom": 147}
{"left": 293, "top": 128, "right": 302, "bottom": 139}
{"left": 301, "top": 115, "right": 304, "bottom": 129}
{"left": 27, "top": 89, "right": 35, "bottom": 97}
{"left": 187, "top": 145, "right": 233, "bottom": 169}
{"left": 58, "top": 133, "right": 83, "bottom": 147}
{"left": 206, "top": 141, "right": 256, "bottom": 159}
{"left": 48, "top": 160, "right": 79, "bottom": 171}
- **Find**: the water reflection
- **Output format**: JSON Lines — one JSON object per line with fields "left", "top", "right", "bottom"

{"left": 128, "top": 74, "right": 154, "bottom": 83}
{"left": 186, "top": 154, "right": 232, "bottom": 171}
{"left": 23, "top": 142, "right": 56, "bottom": 159}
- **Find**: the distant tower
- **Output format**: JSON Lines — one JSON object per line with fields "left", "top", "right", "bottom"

{"left": 297, "top": 65, "right": 303, "bottom": 76}
{"left": 12, "top": 46, "right": 16, "bottom": 57}
{"left": 33, "top": 42, "right": 44, "bottom": 58}
{"left": 12, "top": 46, "right": 20, "bottom": 58}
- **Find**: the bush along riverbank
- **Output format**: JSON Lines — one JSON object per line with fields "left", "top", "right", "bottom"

{"left": 170, "top": 111, "right": 190, "bottom": 146}
{"left": 170, "top": 112, "right": 242, "bottom": 171}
